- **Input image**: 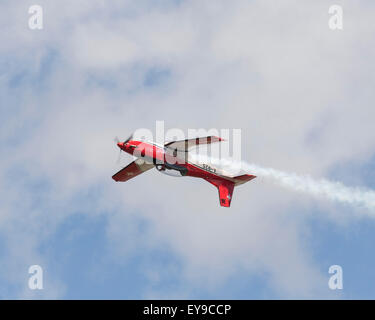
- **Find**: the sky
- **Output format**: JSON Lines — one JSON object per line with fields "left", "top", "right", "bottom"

{"left": 0, "top": 0, "right": 375, "bottom": 299}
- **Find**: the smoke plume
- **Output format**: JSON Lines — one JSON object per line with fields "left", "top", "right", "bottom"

{"left": 190, "top": 154, "right": 375, "bottom": 211}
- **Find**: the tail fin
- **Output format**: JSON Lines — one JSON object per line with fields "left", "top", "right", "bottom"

{"left": 205, "top": 175, "right": 256, "bottom": 207}
{"left": 205, "top": 178, "right": 234, "bottom": 207}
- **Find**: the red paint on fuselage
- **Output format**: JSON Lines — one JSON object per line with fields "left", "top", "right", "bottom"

{"left": 119, "top": 140, "right": 225, "bottom": 181}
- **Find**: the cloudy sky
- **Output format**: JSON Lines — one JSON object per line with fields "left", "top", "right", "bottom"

{"left": 1, "top": 0, "right": 375, "bottom": 299}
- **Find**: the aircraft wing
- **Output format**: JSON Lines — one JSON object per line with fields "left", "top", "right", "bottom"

{"left": 165, "top": 136, "right": 224, "bottom": 152}
{"left": 112, "top": 158, "right": 154, "bottom": 182}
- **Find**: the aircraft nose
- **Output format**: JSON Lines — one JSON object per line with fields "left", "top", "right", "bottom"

{"left": 117, "top": 142, "right": 124, "bottom": 148}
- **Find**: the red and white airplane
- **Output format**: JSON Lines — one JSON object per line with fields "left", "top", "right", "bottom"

{"left": 112, "top": 135, "right": 256, "bottom": 207}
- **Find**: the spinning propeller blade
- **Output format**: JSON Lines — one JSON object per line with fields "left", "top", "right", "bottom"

{"left": 114, "top": 133, "right": 133, "bottom": 164}
{"left": 124, "top": 133, "right": 133, "bottom": 144}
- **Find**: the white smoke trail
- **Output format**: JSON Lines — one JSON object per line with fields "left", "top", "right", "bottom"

{"left": 243, "top": 163, "right": 375, "bottom": 211}
{"left": 189, "top": 153, "right": 375, "bottom": 211}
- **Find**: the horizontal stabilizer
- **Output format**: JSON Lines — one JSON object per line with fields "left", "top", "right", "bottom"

{"left": 231, "top": 174, "right": 256, "bottom": 186}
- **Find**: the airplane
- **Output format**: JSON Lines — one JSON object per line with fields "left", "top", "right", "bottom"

{"left": 112, "top": 134, "right": 256, "bottom": 207}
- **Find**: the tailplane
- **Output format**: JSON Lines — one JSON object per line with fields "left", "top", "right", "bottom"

{"left": 231, "top": 174, "right": 257, "bottom": 186}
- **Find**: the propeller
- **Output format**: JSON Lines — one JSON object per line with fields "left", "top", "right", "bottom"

{"left": 124, "top": 133, "right": 133, "bottom": 144}
{"left": 115, "top": 149, "right": 121, "bottom": 164}
{"left": 114, "top": 133, "right": 133, "bottom": 165}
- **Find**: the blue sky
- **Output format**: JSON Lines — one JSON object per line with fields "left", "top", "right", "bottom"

{"left": 1, "top": 0, "right": 375, "bottom": 299}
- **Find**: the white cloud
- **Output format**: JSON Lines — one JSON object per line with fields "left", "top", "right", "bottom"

{"left": 0, "top": 0, "right": 374, "bottom": 298}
